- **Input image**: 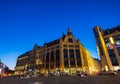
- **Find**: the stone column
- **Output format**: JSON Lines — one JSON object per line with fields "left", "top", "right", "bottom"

{"left": 74, "top": 48, "right": 78, "bottom": 71}
{"left": 54, "top": 49, "right": 56, "bottom": 72}
{"left": 60, "top": 39, "right": 64, "bottom": 72}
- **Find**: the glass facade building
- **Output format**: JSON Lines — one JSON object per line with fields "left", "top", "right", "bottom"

{"left": 93, "top": 25, "right": 120, "bottom": 71}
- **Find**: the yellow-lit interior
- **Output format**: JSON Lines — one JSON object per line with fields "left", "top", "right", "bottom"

{"left": 109, "top": 37, "right": 114, "bottom": 44}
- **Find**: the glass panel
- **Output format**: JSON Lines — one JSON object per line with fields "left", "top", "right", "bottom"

{"left": 64, "top": 59, "right": 68, "bottom": 67}
{"left": 77, "top": 59, "right": 81, "bottom": 67}
{"left": 69, "top": 49, "right": 74, "bottom": 58}
{"left": 70, "top": 59, "right": 75, "bottom": 67}
{"left": 117, "top": 47, "right": 120, "bottom": 55}
{"left": 63, "top": 49, "right": 68, "bottom": 58}
{"left": 114, "top": 35, "right": 120, "bottom": 40}
{"left": 108, "top": 49, "right": 118, "bottom": 66}
{"left": 76, "top": 49, "right": 80, "bottom": 58}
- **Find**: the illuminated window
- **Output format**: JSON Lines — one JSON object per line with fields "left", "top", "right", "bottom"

{"left": 109, "top": 37, "right": 114, "bottom": 44}
{"left": 115, "top": 40, "right": 120, "bottom": 47}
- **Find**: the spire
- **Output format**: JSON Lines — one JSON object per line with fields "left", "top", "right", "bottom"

{"left": 34, "top": 43, "right": 39, "bottom": 49}
{"left": 67, "top": 27, "right": 73, "bottom": 35}
{"left": 68, "top": 28, "right": 71, "bottom": 33}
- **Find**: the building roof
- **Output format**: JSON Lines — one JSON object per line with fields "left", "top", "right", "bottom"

{"left": 18, "top": 50, "right": 31, "bottom": 59}
{"left": 103, "top": 25, "right": 120, "bottom": 36}
{"left": 44, "top": 39, "right": 60, "bottom": 47}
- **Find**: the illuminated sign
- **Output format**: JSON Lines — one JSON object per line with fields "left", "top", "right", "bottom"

{"left": 115, "top": 40, "right": 120, "bottom": 47}
{"left": 109, "top": 44, "right": 114, "bottom": 49}
{"left": 109, "top": 37, "right": 114, "bottom": 44}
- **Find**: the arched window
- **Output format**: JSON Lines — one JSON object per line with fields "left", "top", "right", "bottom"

{"left": 68, "top": 38, "right": 73, "bottom": 43}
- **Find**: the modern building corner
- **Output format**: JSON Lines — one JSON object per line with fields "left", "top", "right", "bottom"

{"left": 93, "top": 25, "right": 120, "bottom": 71}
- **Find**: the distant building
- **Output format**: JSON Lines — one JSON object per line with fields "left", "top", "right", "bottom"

{"left": 93, "top": 25, "right": 120, "bottom": 71}
{"left": 0, "top": 60, "right": 8, "bottom": 77}
{"left": 15, "top": 28, "right": 100, "bottom": 75}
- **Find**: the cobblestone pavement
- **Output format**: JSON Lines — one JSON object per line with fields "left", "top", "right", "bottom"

{"left": 0, "top": 74, "right": 120, "bottom": 84}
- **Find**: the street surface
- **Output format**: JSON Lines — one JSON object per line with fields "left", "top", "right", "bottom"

{"left": 0, "top": 74, "right": 120, "bottom": 84}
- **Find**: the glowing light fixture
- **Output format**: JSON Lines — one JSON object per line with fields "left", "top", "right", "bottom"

{"left": 114, "top": 66, "right": 120, "bottom": 71}
{"left": 0, "top": 69, "right": 2, "bottom": 72}
{"left": 105, "top": 66, "right": 108, "bottom": 71}
{"left": 109, "top": 37, "right": 114, "bottom": 44}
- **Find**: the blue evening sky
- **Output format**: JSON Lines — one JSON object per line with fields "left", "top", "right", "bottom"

{"left": 0, "top": 0, "right": 120, "bottom": 70}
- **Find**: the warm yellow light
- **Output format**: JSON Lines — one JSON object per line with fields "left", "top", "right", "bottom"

{"left": 109, "top": 37, "right": 114, "bottom": 44}
{"left": 36, "top": 59, "right": 40, "bottom": 65}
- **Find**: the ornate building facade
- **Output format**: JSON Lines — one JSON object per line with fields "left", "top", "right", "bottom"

{"left": 93, "top": 26, "right": 120, "bottom": 71}
{"left": 15, "top": 28, "right": 100, "bottom": 75}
